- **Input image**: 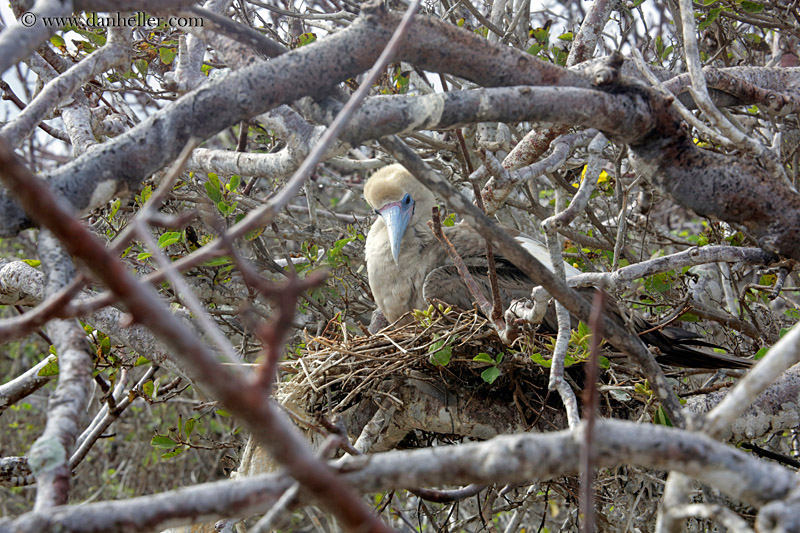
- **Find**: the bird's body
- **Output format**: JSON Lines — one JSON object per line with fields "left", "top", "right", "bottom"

{"left": 363, "top": 164, "right": 752, "bottom": 369}
{"left": 365, "top": 213, "right": 438, "bottom": 322}
{"left": 364, "top": 164, "right": 439, "bottom": 322}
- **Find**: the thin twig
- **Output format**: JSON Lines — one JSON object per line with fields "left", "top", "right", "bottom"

{"left": 427, "top": 207, "right": 493, "bottom": 317}
{"left": 581, "top": 289, "right": 604, "bottom": 533}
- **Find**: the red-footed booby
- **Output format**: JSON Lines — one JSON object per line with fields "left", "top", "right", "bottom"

{"left": 364, "top": 164, "right": 752, "bottom": 369}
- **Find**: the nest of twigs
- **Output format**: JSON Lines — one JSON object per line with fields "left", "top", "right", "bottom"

{"left": 277, "top": 306, "right": 519, "bottom": 412}
{"left": 276, "top": 305, "right": 648, "bottom": 435}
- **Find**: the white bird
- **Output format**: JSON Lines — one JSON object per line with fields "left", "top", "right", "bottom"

{"left": 363, "top": 164, "right": 752, "bottom": 369}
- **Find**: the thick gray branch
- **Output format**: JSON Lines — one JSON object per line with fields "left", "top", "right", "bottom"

{"left": 0, "top": 420, "right": 794, "bottom": 532}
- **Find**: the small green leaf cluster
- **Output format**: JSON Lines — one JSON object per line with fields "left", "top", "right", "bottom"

{"left": 530, "top": 322, "right": 609, "bottom": 369}
{"left": 412, "top": 303, "right": 453, "bottom": 328}
{"left": 525, "top": 26, "right": 571, "bottom": 66}
{"left": 150, "top": 412, "right": 238, "bottom": 460}
{"left": 428, "top": 335, "right": 453, "bottom": 367}
{"left": 204, "top": 172, "right": 241, "bottom": 219}
{"left": 472, "top": 352, "right": 504, "bottom": 384}
{"left": 150, "top": 414, "right": 198, "bottom": 460}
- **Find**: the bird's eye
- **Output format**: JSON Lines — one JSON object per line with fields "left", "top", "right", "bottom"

{"left": 403, "top": 193, "right": 412, "bottom": 205}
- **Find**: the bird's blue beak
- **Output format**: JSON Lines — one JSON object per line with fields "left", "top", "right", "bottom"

{"left": 379, "top": 198, "right": 414, "bottom": 263}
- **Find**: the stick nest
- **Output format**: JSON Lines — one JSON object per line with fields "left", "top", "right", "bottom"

{"left": 276, "top": 306, "right": 645, "bottom": 432}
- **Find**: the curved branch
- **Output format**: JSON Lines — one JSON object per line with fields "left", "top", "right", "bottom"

{"left": 0, "top": 3, "right": 591, "bottom": 237}
{"left": 0, "top": 420, "right": 794, "bottom": 532}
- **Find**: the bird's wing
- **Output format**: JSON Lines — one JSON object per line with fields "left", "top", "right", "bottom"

{"left": 422, "top": 264, "right": 534, "bottom": 311}
{"left": 422, "top": 223, "right": 540, "bottom": 306}
{"left": 428, "top": 222, "right": 752, "bottom": 369}
{"left": 442, "top": 222, "right": 580, "bottom": 277}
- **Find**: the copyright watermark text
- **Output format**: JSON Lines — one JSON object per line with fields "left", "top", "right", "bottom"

{"left": 19, "top": 12, "right": 203, "bottom": 29}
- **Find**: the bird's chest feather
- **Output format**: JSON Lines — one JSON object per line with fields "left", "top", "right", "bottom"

{"left": 365, "top": 223, "right": 430, "bottom": 322}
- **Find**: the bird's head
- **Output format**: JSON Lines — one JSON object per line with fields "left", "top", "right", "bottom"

{"left": 364, "top": 164, "right": 436, "bottom": 263}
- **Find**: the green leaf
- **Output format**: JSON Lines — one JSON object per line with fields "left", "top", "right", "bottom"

{"left": 653, "top": 406, "right": 673, "bottom": 427}
{"left": 74, "top": 27, "right": 105, "bottom": 46}
{"left": 137, "top": 252, "right": 152, "bottom": 261}
{"left": 473, "top": 352, "right": 494, "bottom": 363}
{"left": 530, "top": 352, "right": 552, "bottom": 368}
{"left": 159, "top": 47, "right": 176, "bottom": 65}
{"left": 37, "top": 357, "right": 59, "bottom": 377}
{"left": 100, "top": 336, "right": 111, "bottom": 356}
{"left": 161, "top": 447, "right": 185, "bottom": 459}
{"left": 698, "top": 7, "right": 722, "bottom": 31}
{"left": 428, "top": 337, "right": 446, "bottom": 352}
{"left": 184, "top": 418, "right": 196, "bottom": 437}
{"left": 150, "top": 435, "right": 177, "bottom": 448}
{"left": 142, "top": 380, "right": 154, "bottom": 398}
{"left": 21, "top": 259, "right": 40, "bottom": 267}
{"left": 429, "top": 346, "right": 452, "bottom": 366}
{"left": 481, "top": 366, "right": 501, "bottom": 384}
{"left": 217, "top": 200, "right": 237, "bottom": 216}
{"left": 393, "top": 69, "right": 410, "bottom": 93}
{"left": 227, "top": 174, "right": 240, "bottom": 191}
{"left": 134, "top": 58, "right": 148, "bottom": 76}
{"left": 50, "top": 34, "right": 65, "bottom": 47}
{"left": 557, "top": 31, "right": 573, "bottom": 41}
{"left": 215, "top": 409, "right": 231, "bottom": 417}
{"left": 442, "top": 213, "right": 457, "bottom": 227}
{"left": 204, "top": 181, "right": 222, "bottom": 203}
{"left": 526, "top": 43, "right": 543, "bottom": 56}
{"left": 754, "top": 347, "right": 769, "bottom": 360}
{"left": 740, "top": 1, "right": 764, "bottom": 13}
{"left": 531, "top": 27, "right": 549, "bottom": 43}
{"left": 744, "top": 33, "right": 762, "bottom": 44}
{"left": 551, "top": 46, "right": 568, "bottom": 66}
{"left": 157, "top": 232, "right": 182, "bottom": 248}
{"left": 202, "top": 256, "right": 232, "bottom": 267}
{"left": 297, "top": 32, "right": 317, "bottom": 46}
{"left": 134, "top": 356, "right": 150, "bottom": 366}
{"left": 140, "top": 185, "right": 153, "bottom": 203}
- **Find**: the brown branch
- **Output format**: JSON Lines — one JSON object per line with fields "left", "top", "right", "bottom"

{"left": 0, "top": 138, "right": 390, "bottom": 533}
{"left": 428, "top": 206, "right": 493, "bottom": 317}
{"left": 0, "top": 80, "right": 70, "bottom": 142}
{"left": 0, "top": 2, "right": 593, "bottom": 238}
{"left": 381, "top": 135, "right": 686, "bottom": 427}
{"left": 0, "top": 356, "right": 57, "bottom": 417}
{"left": 29, "top": 232, "right": 93, "bottom": 509}
{"left": 0, "top": 276, "right": 85, "bottom": 344}
{"left": 408, "top": 484, "right": 486, "bottom": 503}
{"left": 663, "top": 67, "right": 800, "bottom": 115}
{"left": 68, "top": 366, "right": 159, "bottom": 472}
{"left": 3, "top": 419, "right": 796, "bottom": 531}
{"left": 469, "top": 162, "right": 504, "bottom": 323}
{"left": 628, "top": 81, "right": 800, "bottom": 261}
{"left": 581, "top": 289, "right": 605, "bottom": 533}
